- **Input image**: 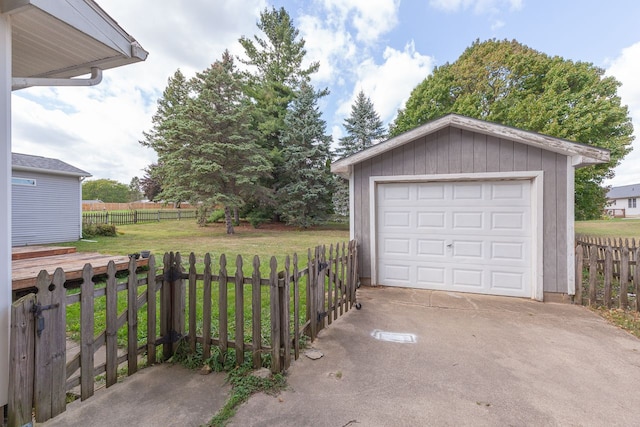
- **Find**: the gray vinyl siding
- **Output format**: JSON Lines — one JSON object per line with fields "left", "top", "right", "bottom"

{"left": 12, "top": 171, "right": 82, "bottom": 246}
{"left": 353, "top": 126, "right": 569, "bottom": 294}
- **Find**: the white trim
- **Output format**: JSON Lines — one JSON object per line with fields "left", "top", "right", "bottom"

{"left": 0, "top": 13, "right": 11, "bottom": 407}
{"left": 567, "top": 157, "right": 576, "bottom": 295}
{"left": 369, "top": 171, "right": 544, "bottom": 301}
{"left": 332, "top": 114, "right": 610, "bottom": 176}
{"left": 349, "top": 170, "right": 355, "bottom": 241}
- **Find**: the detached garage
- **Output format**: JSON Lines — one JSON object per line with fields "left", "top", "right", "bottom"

{"left": 331, "top": 114, "right": 609, "bottom": 301}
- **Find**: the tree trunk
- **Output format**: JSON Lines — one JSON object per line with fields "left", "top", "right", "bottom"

{"left": 224, "top": 206, "right": 235, "bottom": 234}
{"left": 234, "top": 207, "right": 240, "bottom": 226}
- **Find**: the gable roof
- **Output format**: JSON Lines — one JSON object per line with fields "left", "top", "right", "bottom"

{"left": 12, "top": 153, "right": 91, "bottom": 177}
{"left": 331, "top": 114, "right": 610, "bottom": 177}
{"left": 607, "top": 183, "right": 640, "bottom": 199}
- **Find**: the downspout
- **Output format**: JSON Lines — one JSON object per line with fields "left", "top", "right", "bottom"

{"left": 11, "top": 67, "right": 102, "bottom": 90}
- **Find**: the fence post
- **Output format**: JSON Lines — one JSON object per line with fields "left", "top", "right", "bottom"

{"left": 620, "top": 246, "right": 629, "bottom": 309}
{"left": 235, "top": 255, "right": 245, "bottom": 367}
{"left": 80, "top": 264, "right": 95, "bottom": 401}
{"left": 127, "top": 256, "right": 139, "bottom": 375}
{"left": 588, "top": 245, "right": 598, "bottom": 305}
{"left": 281, "top": 256, "right": 291, "bottom": 370}
{"left": 34, "top": 268, "right": 66, "bottom": 422}
{"left": 147, "top": 255, "right": 157, "bottom": 365}
{"left": 219, "top": 254, "right": 228, "bottom": 365}
{"left": 8, "top": 294, "right": 36, "bottom": 427}
{"left": 269, "top": 257, "right": 281, "bottom": 373}
{"left": 635, "top": 247, "right": 640, "bottom": 312}
{"left": 316, "top": 246, "right": 327, "bottom": 333}
{"left": 604, "top": 246, "right": 613, "bottom": 309}
{"left": 251, "top": 256, "right": 262, "bottom": 369}
{"left": 160, "top": 252, "right": 186, "bottom": 358}
{"left": 188, "top": 253, "right": 197, "bottom": 353}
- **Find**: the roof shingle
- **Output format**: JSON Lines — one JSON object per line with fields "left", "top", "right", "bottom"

{"left": 12, "top": 153, "right": 91, "bottom": 177}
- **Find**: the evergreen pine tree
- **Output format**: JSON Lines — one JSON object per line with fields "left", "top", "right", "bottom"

{"left": 276, "top": 83, "right": 334, "bottom": 227}
{"left": 141, "top": 51, "right": 271, "bottom": 234}
{"left": 333, "top": 91, "right": 387, "bottom": 219}
{"left": 336, "top": 90, "right": 387, "bottom": 158}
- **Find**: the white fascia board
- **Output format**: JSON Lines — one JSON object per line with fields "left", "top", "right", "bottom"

{"left": 31, "top": 0, "right": 139, "bottom": 58}
{"left": 12, "top": 165, "right": 91, "bottom": 178}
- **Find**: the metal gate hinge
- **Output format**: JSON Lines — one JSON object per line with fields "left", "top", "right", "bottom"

{"left": 31, "top": 302, "right": 60, "bottom": 337}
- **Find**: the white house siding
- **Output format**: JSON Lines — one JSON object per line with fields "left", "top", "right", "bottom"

{"left": 12, "top": 170, "right": 82, "bottom": 245}
{"left": 609, "top": 198, "right": 640, "bottom": 217}
{"left": 352, "top": 126, "right": 569, "bottom": 294}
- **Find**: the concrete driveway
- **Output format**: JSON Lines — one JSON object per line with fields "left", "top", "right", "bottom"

{"left": 231, "top": 286, "right": 640, "bottom": 427}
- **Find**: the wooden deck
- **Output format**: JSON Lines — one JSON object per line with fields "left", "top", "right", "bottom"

{"left": 12, "top": 246, "right": 149, "bottom": 292}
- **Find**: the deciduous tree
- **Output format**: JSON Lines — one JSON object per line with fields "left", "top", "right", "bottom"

{"left": 391, "top": 39, "right": 634, "bottom": 219}
{"left": 82, "top": 179, "right": 130, "bottom": 203}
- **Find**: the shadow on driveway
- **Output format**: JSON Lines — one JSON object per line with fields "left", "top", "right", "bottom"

{"left": 231, "top": 286, "right": 640, "bottom": 427}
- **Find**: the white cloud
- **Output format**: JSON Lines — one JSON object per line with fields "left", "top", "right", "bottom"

{"left": 318, "top": 0, "right": 401, "bottom": 44}
{"left": 429, "top": 0, "right": 523, "bottom": 14}
{"left": 605, "top": 41, "right": 640, "bottom": 186}
{"left": 337, "top": 41, "right": 435, "bottom": 125}
{"left": 298, "top": 14, "right": 357, "bottom": 84}
{"left": 11, "top": 0, "right": 266, "bottom": 183}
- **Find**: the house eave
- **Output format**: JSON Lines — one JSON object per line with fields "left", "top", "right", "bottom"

{"left": 13, "top": 164, "right": 91, "bottom": 178}
{"left": 4, "top": 0, "right": 148, "bottom": 81}
{"left": 331, "top": 114, "right": 611, "bottom": 176}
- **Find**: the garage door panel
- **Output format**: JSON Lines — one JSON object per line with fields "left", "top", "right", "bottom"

{"left": 382, "top": 211, "right": 411, "bottom": 228}
{"left": 377, "top": 180, "right": 532, "bottom": 298}
{"left": 452, "top": 240, "right": 483, "bottom": 258}
{"left": 416, "top": 239, "right": 446, "bottom": 256}
{"left": 382, "top": 238, "right": 411, "bottom": 255}
{"left": 491, "top": 270, "right": 526, "bottom": 291}
{"left": 417, "top": 212, "right": 446, "bottom": 228}
{"left": 452, "top": 268, "right": 484, "bottom": 288}
{"left": 417, "top": 183, "right": 445, "bottom": 200}
{"left": 417, "top": 266, "right": 445, "bottom": 287}
{"left": 453, "top": 183, "right": 483, "bottom": 200}
{"left": 380, "top": 263, "right": 412, "bottom": 282}
{"left": 491, "top": 241, "right": 526, "bottom": 261}
{"left": 383, "top": 184, "right": 411, "bottom": 200}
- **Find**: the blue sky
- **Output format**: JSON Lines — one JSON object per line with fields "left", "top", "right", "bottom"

{"left": 11, "top": 0, "right": 640, "bottom": 186}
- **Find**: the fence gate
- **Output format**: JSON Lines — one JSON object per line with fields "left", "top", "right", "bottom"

{"left": 9, "top": 268, "right": 67, "bottom": 427}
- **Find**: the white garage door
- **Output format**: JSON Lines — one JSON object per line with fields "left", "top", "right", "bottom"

{"left": 376, "top": 180, "right": 532, "bottom": 297}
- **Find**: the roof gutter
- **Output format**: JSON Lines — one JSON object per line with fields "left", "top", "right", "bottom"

{"left": 11, "top": 66, "right": 102, "bottom": 90}
{"left": 12, "top": 165, "right": 92, "bottom": 178}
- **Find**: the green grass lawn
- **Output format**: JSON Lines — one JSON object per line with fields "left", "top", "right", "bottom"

{"left": 575, "top": 218, "right": 640, "bottom": 238}
{"left": 61, "top": 220, "right": 350, "bottom": 353}
{"left": 65, "top": 220, "right": 349, "bottom": 261}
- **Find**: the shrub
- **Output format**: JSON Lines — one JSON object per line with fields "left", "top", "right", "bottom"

{"left": 247, "top": 209, "right": 271, "bottom": 229}
{"left": 82, "top": 223, "right": 117, "bottom": 238}
{"left": 207, "top": 209, "right": 226, "bottom": 223}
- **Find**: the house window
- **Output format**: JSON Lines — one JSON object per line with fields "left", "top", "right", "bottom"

{"left": 629, "top": 198, "right": 637, "bottom": 208}
{"left": 11, "top": 177, "right": 36, "bottom": 187}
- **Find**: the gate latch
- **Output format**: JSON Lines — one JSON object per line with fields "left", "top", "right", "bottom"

{"left": 31, "top": 302, "right": 60, "bottom": 337}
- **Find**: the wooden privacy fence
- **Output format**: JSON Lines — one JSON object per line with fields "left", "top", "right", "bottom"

{"left": 82, "top": 209, "right": 196, "bottom": 226}
{"left": 8, "top": 241, "right": 358, "bottom": 426}
{"left": 574, "top": 235, "right": 639, "bottom": 310}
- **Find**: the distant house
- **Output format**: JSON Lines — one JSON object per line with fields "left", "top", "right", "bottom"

{"left": 606, "top": 184, "right": 640, "bottom": 218}
{"left": 12, "top": 153, "right": 91, "bottom": 246}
